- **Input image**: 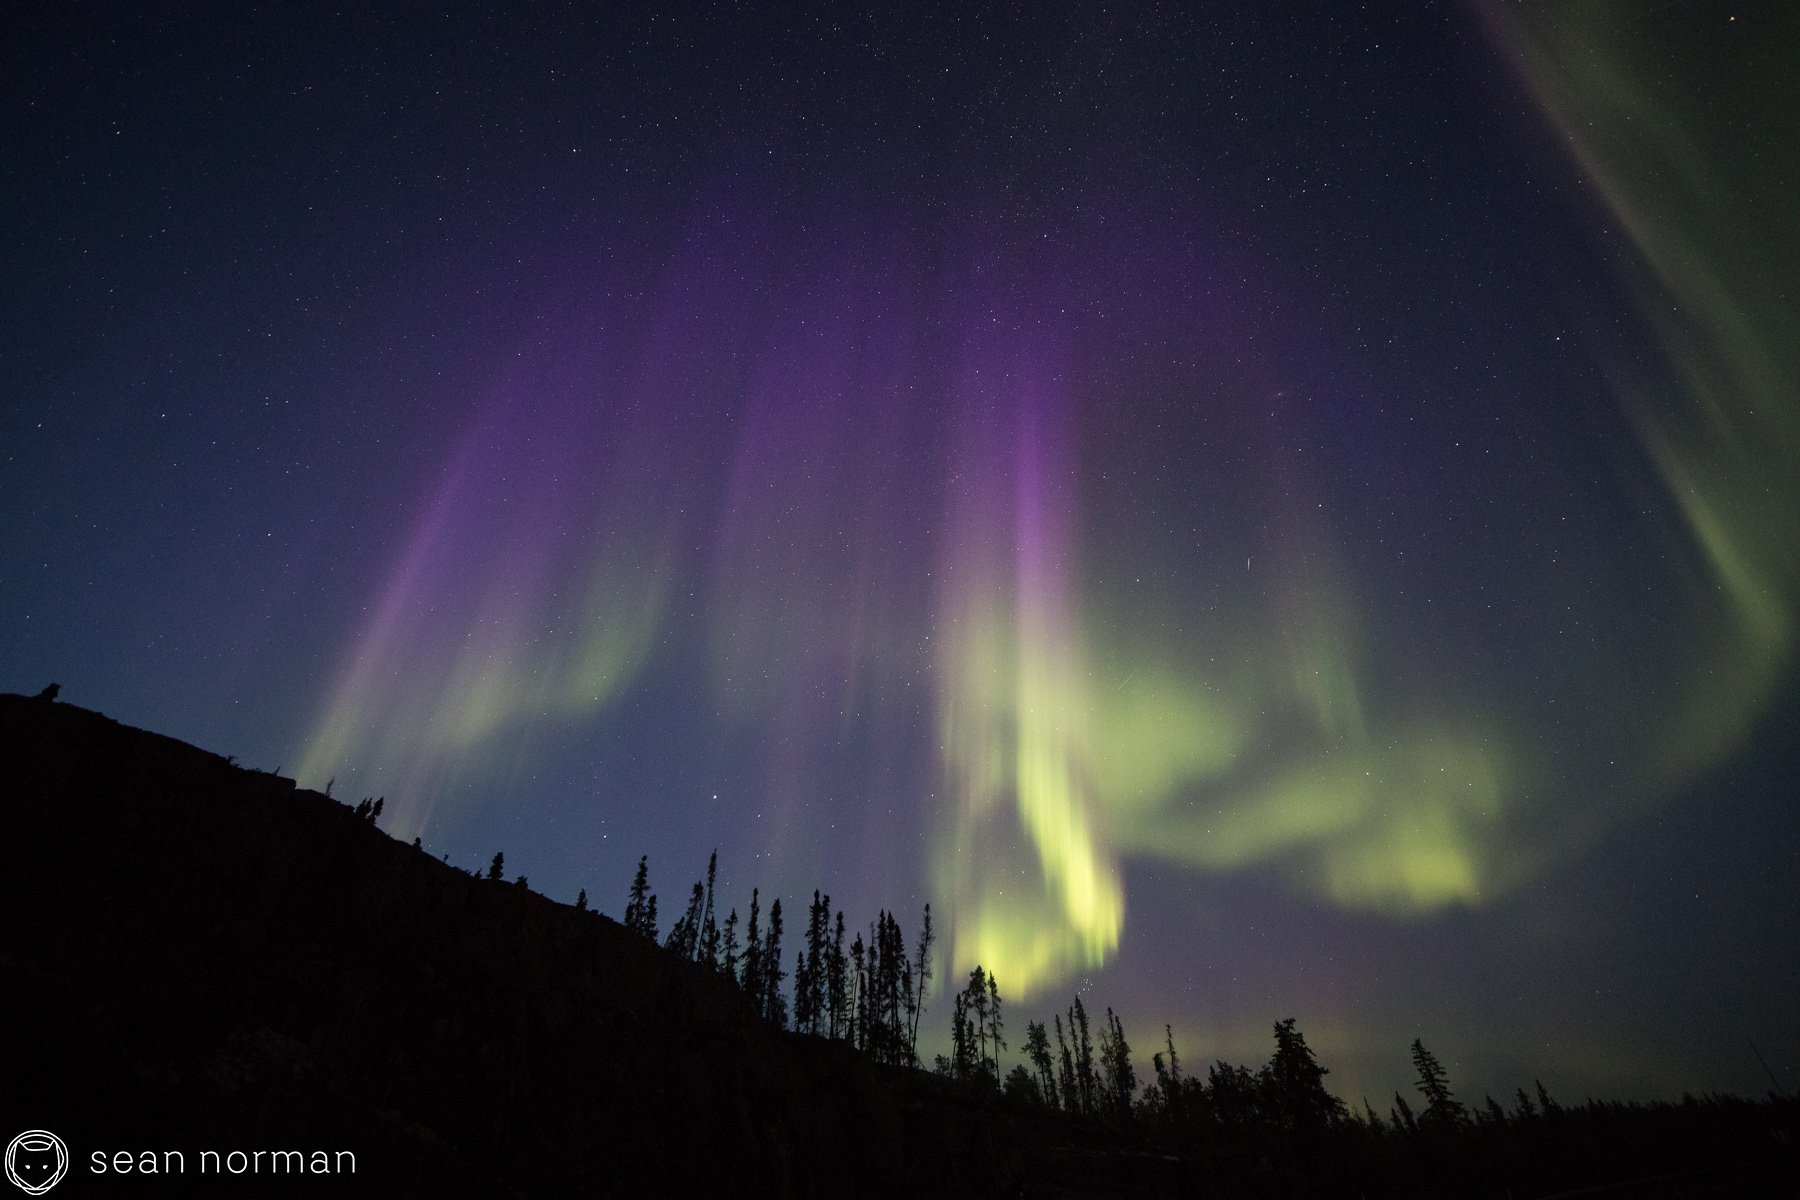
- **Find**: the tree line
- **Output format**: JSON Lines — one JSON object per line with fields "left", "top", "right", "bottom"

{"left": 424, "top": 828, "right": 1793, "bottom": 1195}
{"left": 616, "top": 851, "right": 937, "bottom": 1067}
{"left": 594, "top": 849, "right": 1493, "bottom": 1141}
{"left": 415, "top": 823, "right": 1794, "bottom": 1196}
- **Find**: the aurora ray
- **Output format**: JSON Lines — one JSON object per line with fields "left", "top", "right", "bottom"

{"left": 8, "top": 0, "right": 1796, "bottom": 1104}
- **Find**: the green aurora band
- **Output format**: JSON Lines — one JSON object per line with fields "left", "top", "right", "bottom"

{"left": 295, "top": 4, "right": 1797, "bottom": 1001}
{"left": 944, "top": 5, "right": 1799, "bottom": 997}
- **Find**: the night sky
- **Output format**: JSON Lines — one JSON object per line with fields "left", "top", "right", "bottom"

{"left": 6, "top": 2, "right": 1797, "bottom": 1109}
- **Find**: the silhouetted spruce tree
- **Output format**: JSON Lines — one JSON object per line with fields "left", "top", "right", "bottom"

{"left": 965, "top": 966, "right": 992, "bottom": 1083}
{"left": 1534, "top": 1077, "right": 1560, "bottom": 1115}
{"left": 886, "top": 913, "right": 915, "bottom": 1064}
{"left": 721, "top": 907, "right": 740, "bottom": 986}
{"left": 488, "top": 852, "right": 505, "bottom": 881}
{"left": 625, "top": 855, "right": 658, "bottom": 938}
{"left": 864, "top": 921, "right": 878, "bottom": 1050}
{"left": 848, "top": 931, "right": 867, "bottom": 1050}
{"left": 1148, "top": 1048, "right": 1186, "bottom": 1124}
{"left": 861, "top": 918, "right": 884, "bottom": 1058}
{"left": 1025, "top": 1021, "right": 1059, "bottom": 1109}
{"left": 1391, "top": 1091, "right": 1419, "bottom": 1135}
{"left": 1150, "top": 1052, "right": 1171, "bottom": 1118}
{"left": 958, "top": 967, "right": 1005, "bottom": 1084}
{"left": 666, "top": 880, "right": 705, "bottom": 958}
{"left": 1155, "top": 1025, "right": 1184, "bottom": 1116}
{"left": 575, "top": 888, "right": 588, "bottom": 912}
{"left": 1098, "top": 1007, "right": 1134, "bottom": 1120}
{"left": 794, "top": 949, "right": 808, "bottom": 1033}
{"left": 859, "top": 920, "right": 879, "bottom": 1053}
{"left": 370, "top": 797, "right": 384, "bottom": 823}
{"left": 951, "top": 991, "right": 975, "bottom": 1081}
{"left": 893, "top": 915, "right": 916, "bottom": 1064}
{"left": 1053, "top": 1016, "right": 1076, "bottom": 1113}
{"left": 1513, "top": 1086, "right": 1538, "bottom": 1120}
{"left": 860, "top": 911, "right": 913, "bottom": 1065}
{"left": 742, "top": 889, "right": 764, "bottom": 1013}
{"left": 793, "top": 947, "right": 815, "bottom": 1034}
{"left": 1071, "top": 997, "right": 1098, "bottom": 1115}
{"left": 698, "top": 851, "right": 719, "bottom": 971}
{"left": 988, "top": 971, "right": 1005, "bottom": 1077}
{"left": 907, "top": 904, "right": 934, "bottom": 1064}
{"left": 798, "top": 890, "right": 828, "bottom": 1035}
{"left": 815, "top": 893, "right": 834, "bottom": 1031}
{"left": 827, "top": 910, "right": 848, "bottom": 1040}
{"left": 680, "top": 878, "right": 706, "bottom": 951}
{"left": 1263, "top": 1017, "right": 1343, "bottom": 1137}
{"left": 1410, "top": 1038, "right": 1466, "bottom": 1128}
{"left": 762, "top": 897, "right": 786, "bottom": 1028}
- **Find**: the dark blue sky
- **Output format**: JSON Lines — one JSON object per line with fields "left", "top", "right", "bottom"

{"left": 5, "top": 1, "right": 1796, "bottom": 1107}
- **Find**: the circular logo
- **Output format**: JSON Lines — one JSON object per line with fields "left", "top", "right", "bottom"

{"left": 4, "top": 1131, "right": 68, "bottom": 1196}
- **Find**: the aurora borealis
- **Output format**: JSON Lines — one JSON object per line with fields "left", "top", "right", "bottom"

{"left": 5, "top": 2, "right": 1797, "bottom": 1106}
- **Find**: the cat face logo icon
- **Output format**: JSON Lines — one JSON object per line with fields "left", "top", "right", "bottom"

{"left": 5, "top": 1131, "right": 68, "bottom": 1195}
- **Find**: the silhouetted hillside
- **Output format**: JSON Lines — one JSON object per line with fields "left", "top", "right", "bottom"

{"left": 0, "top": 694, "right": 1175, "bottom": 1198}
{"left": 3, "top": 694, "right": 1795, "bottom": 1199}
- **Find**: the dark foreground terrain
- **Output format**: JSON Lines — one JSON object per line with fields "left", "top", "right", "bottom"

{"left": 0, "top": 694, "right": 1183, "bottom": 1198}
{"left": 2, "top": 693, "right": 1794, "bottom": 1198}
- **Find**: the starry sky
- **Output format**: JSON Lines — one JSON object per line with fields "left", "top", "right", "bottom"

{"left": 5, "top": 2, "right": 1797, "bottom": 1109}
